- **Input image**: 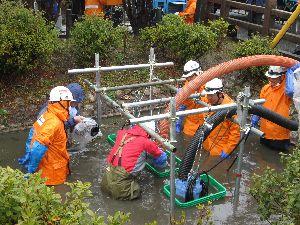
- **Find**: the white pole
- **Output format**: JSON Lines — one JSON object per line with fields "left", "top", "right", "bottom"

{"left": 68, "top": 62, "right": 174, "bottom": 74}
{"left": 149, "top": 47, "right": 155, "bottom": 116}
{"left": 169, "top": 98, "right": 177, "bottom": 223}
{"left": 95, "top": 54, "right": 102, "bottom": 126}
{"left": 234, "top": 86, "right": 251, "bottom": 205}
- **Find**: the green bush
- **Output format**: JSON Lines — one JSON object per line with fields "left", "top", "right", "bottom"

{"left": 207, "top": 18, "right": 229, "bottom": 45}
{"left": 140, "top": 14, "right": 218, "bottom": 62}
{"left": 69, "top": 16, "right": 126, "bottom": 67}
{"left": 0, "top": 167, "right": 130, "bottom": 224}
{"left": 0, "top": 0, "right": 59, "bottom": 82}
{"left": 231, "top": 35, "right": 280, "bottom": 83}
{"left": 250, "top": 147, "right": 300, "bottom": 225}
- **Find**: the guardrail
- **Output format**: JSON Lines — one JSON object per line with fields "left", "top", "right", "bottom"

{"left": 197, "top": 0, "right": 300, "bottom": 44}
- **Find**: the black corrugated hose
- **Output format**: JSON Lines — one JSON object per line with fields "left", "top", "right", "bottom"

{"left": 178, "top": 105, "right": 299, "bottom": 181}
{"left": 178, "top": 108, "right": 237, "bottom": 181}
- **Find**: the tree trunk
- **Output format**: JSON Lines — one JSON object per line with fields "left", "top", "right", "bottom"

{"left": 123, "top": 0, "right": 153, "bottom": 34}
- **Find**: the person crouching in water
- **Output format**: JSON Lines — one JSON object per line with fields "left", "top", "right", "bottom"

{"left": 201, "top": 78, "right": 240, "bottom": 158}
{"left": 19, "top": 86, "right": 75, "bottom": 185}
{"left": 101, "top": 122, "right": 167, "bottom": 200}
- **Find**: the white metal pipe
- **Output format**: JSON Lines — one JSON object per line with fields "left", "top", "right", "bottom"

{"left": 122, "top": 97, "right": 173, "bottom": 108}
{"left": 169, "top": 98, "right": 176, "bottom": 222}
{"left": 129, "top": 99, "right": 266, "bottom": 124}
{"left": 99, "top": 79, "right": 185, "bottom": 92}
{"left": 149, "top": 47, "right": 155, "bottom": 116}
{"left": 153, "top": 77, "right": 209, "bottom": 107}
{"left": 100, "top": 92, "right": 176, "bottom": 152}
{"left": 68, "top": 62, "right": 174, "bottom": 74}
{"left": 95, "top": 54, "right": 102, "bottom": 126}
{"left": 234, "top": 86, "right": 251, "bottom": 204}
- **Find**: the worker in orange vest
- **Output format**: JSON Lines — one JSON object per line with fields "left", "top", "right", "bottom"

{"left": 85, "top": 0, "right": 104, "bottom": 15}
{"left": 251, "top": 66, "right": 292, "bottom": 151}
{"left": 176, "top": 60, "right": 205, "bottom": 136}
{"left": 201, "top": 78, "right": 240, "bottom": 158}
{"left": 19, "top": 86, "right": 77, "bottom": 185}
{"left": 178, "top": 0, "right": 197, "bottom": 24}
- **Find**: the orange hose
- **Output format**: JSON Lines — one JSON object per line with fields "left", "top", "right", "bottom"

{"left": 159, "top": 55, "right": 299, "bottom": 138}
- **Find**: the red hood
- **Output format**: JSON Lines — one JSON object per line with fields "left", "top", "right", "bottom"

{"left": 127, "top": 125, "right": 149, "bottom": 138}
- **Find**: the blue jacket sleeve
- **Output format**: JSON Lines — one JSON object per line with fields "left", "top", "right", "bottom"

{"left": 27, "top": 141, "right": 48, "bottom": 173}
{"left": 65, "top": 117, "right": 76, "bottom": 129}
{"left": 286, "top": 63, "right": 300, "bottom": 98}
{"left": 176, "top": 105, "right": 187, "bottom": 133}
{"left": 19, "top": 127, "right": 35, "bottom": 166}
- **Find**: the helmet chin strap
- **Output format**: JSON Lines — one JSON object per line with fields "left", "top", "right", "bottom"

{"left": 212, "top": 92, "right": 224, "bottom": 106}
{"left": 58, "top": 101, "right": 70, "bottom": 115}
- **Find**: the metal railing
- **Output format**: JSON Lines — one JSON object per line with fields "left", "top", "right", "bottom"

{"left": 68, "top": 48, "right": 267, "bottom": 223}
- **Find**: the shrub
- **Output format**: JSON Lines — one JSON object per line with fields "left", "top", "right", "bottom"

{"left": 231, "top": 35, "right": 280, "bottom": 83}
{"left": 69, "top": 16, "right": 126, "bottom": 67}
{"left": 0, "top": 108, "right": 8, "bottom": 126}
{"left": 0, "top": 166, "right": 130, "bottom": 224}
{"left": 140, "top": 14, "right": 218, "bottom": 62}
{"left": 250, "top": 147, "right": 300, "bottom": 225}
{"left": 207, "top": 18, "right": 229, "bottom": 45}
{"left": 0, "top": 0, "right": 59, "bottom": 82}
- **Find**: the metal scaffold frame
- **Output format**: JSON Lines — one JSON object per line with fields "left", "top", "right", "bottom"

{"left": 68, "top": 48, "right": 266, "bottom": 224}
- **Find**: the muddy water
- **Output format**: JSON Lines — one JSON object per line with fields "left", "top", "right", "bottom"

{"left": 0, "top": 116, "right": 283, "bottom": 225}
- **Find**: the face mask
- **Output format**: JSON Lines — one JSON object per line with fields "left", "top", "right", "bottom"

{"left": 69, "top": 106, "right": 78, "bottom": 118}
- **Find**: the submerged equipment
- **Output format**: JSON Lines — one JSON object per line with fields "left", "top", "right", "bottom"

{"left": 72, "top": 118, "right": 102, "bottom": 145}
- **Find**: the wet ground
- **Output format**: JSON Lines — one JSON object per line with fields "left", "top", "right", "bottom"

{"left": 0, "top": 116, "right": 284, "bottom": 225}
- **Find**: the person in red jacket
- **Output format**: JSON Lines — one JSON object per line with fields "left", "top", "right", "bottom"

{"left": 101, "top": 122, "right": 167, "bottom": 200}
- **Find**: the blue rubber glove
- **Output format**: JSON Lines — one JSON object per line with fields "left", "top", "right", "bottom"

{"left": 19, "top": 141, "right": 48, "bottom": 174}
{"left": 251, "top": 115, "right": 260, "bottom": 128}
{"left": 176, "top": 105, "right": 187, "bottom": 133}
{"left": 153, "top": 150, "right": 167, "bottom": 168}
{"left": 220, "top": 151, "right": 229, "bottom": 159}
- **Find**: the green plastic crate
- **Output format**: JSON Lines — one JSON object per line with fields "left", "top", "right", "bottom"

{"left": 107, "top": 133, "right": 117, "bottom": 146}
{"left": 106, "top": 133, "right": 182, "bottom": 178}
{"left": 163, "top": 174, "right": 226, "bottom": 208}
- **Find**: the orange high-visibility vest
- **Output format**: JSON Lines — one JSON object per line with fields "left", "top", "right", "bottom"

{"left": 33, "top": 102, "right": 70, "bottom": 185}
{"left": 260, "top": 76, "right": 291, "bottom": 140}
{"left": 203, "top": 94, "right": 240, "bottom": 156}
{"left": 179, "top": 0, "right": 197, "bottom": 24}
{"left": 85, "top": 0, "right": 104, "bottom": 15}
{"left": 182, "top": 81, "right": 205, "bottom": 136}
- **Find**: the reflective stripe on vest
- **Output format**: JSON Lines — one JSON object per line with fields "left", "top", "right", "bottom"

{"left": 85, "top": 5, "right": 99, "bottom": 9}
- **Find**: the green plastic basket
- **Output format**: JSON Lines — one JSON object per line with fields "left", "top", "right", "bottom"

{"left": 107, "top": 133, "right": 117, "bottom": 146}
{"left": 163, "top": 174, "right": 226, "bottom": 208}
{"left": 106, "top": 133, "right": 182, "bottom": 178}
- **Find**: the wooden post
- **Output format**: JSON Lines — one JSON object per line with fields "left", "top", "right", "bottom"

{"left": 194, "top": 0, "right": 208, "bottom": 23}
{"left": 66, "top": 8, "right": 72, "bottom": 38}
{"left": 220, "top": 0, "right": 230, "bottom": 19}
{"left": 262, "top": 0, "right": 277, "bottom": 36}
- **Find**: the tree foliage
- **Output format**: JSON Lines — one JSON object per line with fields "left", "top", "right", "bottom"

{"left": 0, "top": 0, "right": 59, "bottom": 82}
{"left": 69, "top": 15, "right": 126, "bottom": 67}
{"left": 250, "top": 147, "right": 300, "bottom": 225}
{"left": 140, "top": 15, "right": 228, "bottom": 62}
{"left": 0, "top": 166, "right": 130, "bottom": 225}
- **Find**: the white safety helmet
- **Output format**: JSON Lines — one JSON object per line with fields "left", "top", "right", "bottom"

{"left": 141, "top": 121, "right": 156, "bottom": 131}
{"left": 202, "top": 78, "right": 223, "bottom": 95}
{"left": 265, "top": 66, "right": 286, "bottom": 78}
{"left": 182, "top": 60, "right": 203, "bottom": 78}
{"left": 49, "top": 86, "right": 75, "bottom": 102}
